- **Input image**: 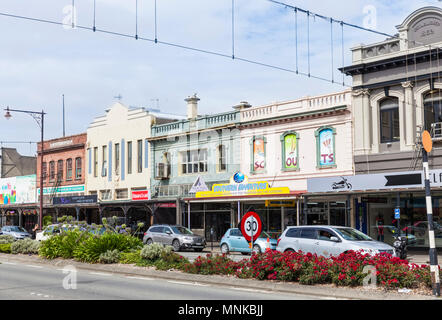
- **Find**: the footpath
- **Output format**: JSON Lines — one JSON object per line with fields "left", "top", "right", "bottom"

{"left": 0, "top": 253, "right": 439, "bottom": 300}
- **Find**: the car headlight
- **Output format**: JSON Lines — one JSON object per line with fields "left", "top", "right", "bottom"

{"left": 183, "top": 237, "right": 193, "bottom": 241}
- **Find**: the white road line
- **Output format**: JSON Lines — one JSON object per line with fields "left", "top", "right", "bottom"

{"left": 89, "top": 272, "right": 113, "bottom": 277}
{"left": 167, "top": 280, "right": 210, "bottom": 287}
{"left": 25, "top": 265, "right": 43, "bottom": 269}
{"left": 125, "top": 276, "right": 155, "bottom": 281}
{"left": 0, "top": 262, "right": 17, "bottom": 265}
{"left": 229, "top": 287, "right": 269, "bottom": 294}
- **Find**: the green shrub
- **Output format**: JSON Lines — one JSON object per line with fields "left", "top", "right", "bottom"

{"left": 0, "top": 243, "right": 12, "bottom": 253}
{"left": 11, "top": 239, "right": 41, "bottom": 255}
{"left": 140, "top": 243, "right": 172, "bottom": 261}
{"left": 39, "top": 230, "right": 90, "bottom": 259}
{"left": 43, "top": 215, "right": 53, "bottom": 228}
{"left": 0, "top": 235, "right": 15, "bottom": 244}
{"left": 73, "top": 233, "right": 142, "bottom": 263}
{"left": 99, "top": 249, "right": 121, "bottom": 264}
{"left": 119, "top": 250, "right": 142, "bottom": 264}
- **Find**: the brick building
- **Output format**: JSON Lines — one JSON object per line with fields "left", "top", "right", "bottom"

{"left": 37, "top": 133, "right": 96, "bottom": 223}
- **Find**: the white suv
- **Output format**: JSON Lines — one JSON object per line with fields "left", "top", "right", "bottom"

{"left": 276, "top": 226, "right": 395, "bottom": 257}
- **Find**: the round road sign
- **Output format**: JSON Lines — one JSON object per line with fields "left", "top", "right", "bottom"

{"left": 240, "top": 211, "right": 262, "bottom": 242}
{"left": 422, "top": 130, "right": 433, "bottom": 153}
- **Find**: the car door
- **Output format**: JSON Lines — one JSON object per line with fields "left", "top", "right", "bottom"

{"left": 228, "top": 229, "right": 244, "bottom": 251}
{"left": 162, "top": 227, "right": 174, "bottom": 246}
{"left": 150, "top": 227, "right": 163, "bottom": 243}
{"left": 299, "top": 228, "right": 319, "bottom": 254}
{"left": 315, "top": 228, "right": 342, "bottom": 257}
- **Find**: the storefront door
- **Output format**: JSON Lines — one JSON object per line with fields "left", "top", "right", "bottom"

{"left": 355, "top": 201, "right": 368, "bottom": 234}
{"left": 205, "top": 212, "right": 231, "bottom": 241}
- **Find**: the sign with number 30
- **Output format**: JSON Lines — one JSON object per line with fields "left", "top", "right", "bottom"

{"left": 240, "top": 211, "right": 263, "bottom": 242}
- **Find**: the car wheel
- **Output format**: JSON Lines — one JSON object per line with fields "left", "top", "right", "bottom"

{"left": 285, "top": 248, "right": 295, "bottom": 253}
{"left": 194, "top": 248, "right": 203, "bottom": 252}
{"left": 221, "top": 243, "right": 229, "bottom": 254}
{"left": 241, "top": 252, "right": 250, "bottom": 256}
{"left": 146, "top": 238, "right": 153, "bottom": 245}
{"left": 253, "top": 245, "right": 261, "bottom": 254}
{"left": 172, "top": 239, "right": 181, "bottom": 252}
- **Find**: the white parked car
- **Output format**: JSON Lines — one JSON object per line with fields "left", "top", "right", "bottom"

{"left": 276, "top": 226, "right": 395, "bottom": 257}
{"left": 36, "top": 224, "right": 75, "bottom": 241}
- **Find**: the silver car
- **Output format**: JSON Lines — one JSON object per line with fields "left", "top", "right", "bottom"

{"left": 276, "top": 226, "right": 395, "bottom": 257}
{"left": 143, "top": 225, "right": 206, "bottom": 252}
{"left": 1, "top": 226, "right": 31, "bottom": 240}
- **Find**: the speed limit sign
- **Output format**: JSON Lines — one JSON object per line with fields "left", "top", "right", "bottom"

{"left": 240, "top": 211, "right": 262, "bottom": 242}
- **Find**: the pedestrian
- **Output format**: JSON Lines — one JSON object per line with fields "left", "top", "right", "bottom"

{"left": 32, "top": 223, "right": 39, "bottom": 240}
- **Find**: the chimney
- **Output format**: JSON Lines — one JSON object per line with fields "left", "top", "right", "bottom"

{"left": 185, "top": 94, "right": 200, "bottom": 119}
{"left": 233, "top": 101, "right": 252, "bottom": 111}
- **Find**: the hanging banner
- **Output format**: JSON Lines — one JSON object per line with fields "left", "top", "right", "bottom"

{"left": 253, "top": 138, "right": 265, "bottom": 172}
{"left": 319, "top": 128, "right": 335, "bottom": 166}
{"left": 284, "top": 134, "right": 298, "bottom": 169}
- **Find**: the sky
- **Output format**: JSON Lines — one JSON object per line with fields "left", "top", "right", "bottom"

{"left": 0, "top": 0, "right": 438, "bottom": 156}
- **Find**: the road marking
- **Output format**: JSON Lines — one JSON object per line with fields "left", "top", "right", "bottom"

{"left": 0, "top": 262, "right": 17, "bottom": 265}
{"left": 89, "top": 272, "right": 112, "bottom": 277}
{"left": 125, "top": 276, "right": 155, "bottom": 281}
{"left": 167, "top": 280, "right": 210, "bottom": 287}
{"left": 229, "top": 287, "right": 269, "bottom": 294}
{"left": 25, "top": 265, "right": 43, "bottom": 269}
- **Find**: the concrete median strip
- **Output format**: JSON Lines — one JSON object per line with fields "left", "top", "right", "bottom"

{"left": 0, "top": 253, "right": 437, "bottom": 300}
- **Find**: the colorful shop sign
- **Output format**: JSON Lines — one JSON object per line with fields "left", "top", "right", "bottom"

{"left": 0, "top": 175, "right": 36, "bottom": 205}
{"left": 252, "top": 137, "right": 266, "bottom": 173}
{"left": 281, "top": 132, "right": 299, "bottom": 170}
{"left": 316, "top": 127, "right": 336, "bottom": 168}
{"left": 196, "top": 173, "right": 290, "bottom": 198}
{"left": 38, "top": 185, "right": 85, "bottom": 195}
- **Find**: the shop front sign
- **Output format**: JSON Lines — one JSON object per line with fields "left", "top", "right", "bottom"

{"left": 131, "top": 190, "right": 150, "bottom": 201}
{"left": 38, "top": 185, "right": 85, "bottom": 195}
{"left": 52, "top": 195, "right": 98, "bottom": 205}
{"left": 308, "top": 169, "right": 442, "bottom": 193}
{"left": 196, "top": 173, "right": 290, "bottom": 198}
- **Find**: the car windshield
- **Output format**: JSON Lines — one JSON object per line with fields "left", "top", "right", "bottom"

{"left": 10, "top": 226, "right": 27, "bottom": 232}
{"left": 171, "top": 226, "right": 193, "bottom": 235}
{"left": 332, "top": 227, "right": 373, "bottom": 241}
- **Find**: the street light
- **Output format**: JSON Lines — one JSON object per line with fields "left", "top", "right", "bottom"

{"left": 4, "top": 106, "right": 46, "bottom": 231}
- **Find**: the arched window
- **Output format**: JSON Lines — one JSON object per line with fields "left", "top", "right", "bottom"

{"left": 49, "top": 161, "right": 55, "bottom": 182}
{"left": 424, "top": 90, "right": 442, "bottom": 132}
{"left": 315, "top": 127, "right": 336, "bottom": 168}
{"left": 380, "top": 97, "right": 399, "bottom": 143}
{"left": 66, "top": 158, "right": 73, "bottom": 180}
{"left": 281, "top": 132, "right": 299, "bottom": 171}
{"left": 75, "top": 157, "right": 82, "bottom": 179}
{"left": 57, "top": 160, "right": 63, "bottom": 181}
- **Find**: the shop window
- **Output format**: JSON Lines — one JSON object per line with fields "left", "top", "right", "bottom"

{"left": 115, "top": 143, "right": 120, "bottom": 174}
{"left": 190, "top": 212, "right": 204, "bottom": 229}
{"left": 116, "top": 189, "right": 128, "bottom": 200}
{"left": 380, "top": 98, "right": 400, "bottom": 143}
{"left": 75, "top": 157, "right": 82, "bottom": 180}
{"left": 66, "top": 158, "right": 73, "bottom": 181}
{"left": 218, "top": 145, "right": 227, "bottom": 172}
{"left": 315, "top": 127, "right": 336, "bottom": 168}
{"left": 250, "top": 136, "right": 266, "bottom": 174}
{"left": 102, "top": 145, "right": 107, "bottom": 177}
{"left": 137, "top": 140, "right": 143, "bottom": 173}
{"left": 49, "top": 161, "right": 55, "bottom": 182}
{"left": 181, "top": 149, "right": 208, "bottom": 175}
{"left": 57, "top": 160, "right": 63, "bottom": 181}
{"left": 93, "top": 147, "right": 98, "bottom": 178}
{"left": 127, "top": 141, "right": 132, "bottom": 175}
{"left": 42, "top": 162, "right": 47, "bottom": 181}
{"left": 281, "top": 132, "right": 299, "bottom": 171}
{"left": 424, "top": 90, "right": 442, "bottom": 132}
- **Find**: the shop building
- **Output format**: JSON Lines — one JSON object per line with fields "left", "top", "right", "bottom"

{"left": 237, "top": 90, "right": 354, "bottom": 236}
{"left": 86, "top": 101, "right": 182, "bottom": 230}
{"left": 150, "top": 95, "right": 242, "bottom": 240}
{"left": 36, "top": 133, "right": 91, "bottom": 224}
{"left": 308, "top": 7, "right": 442, "bottom": 249}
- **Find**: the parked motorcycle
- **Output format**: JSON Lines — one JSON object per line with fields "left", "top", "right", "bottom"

{"left": 393, "top": 235, "right": 408, "bottom": 260}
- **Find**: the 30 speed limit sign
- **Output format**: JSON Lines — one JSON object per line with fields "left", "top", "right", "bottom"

{"left": 240, "top": 211, "right": 262, "bottom": 242}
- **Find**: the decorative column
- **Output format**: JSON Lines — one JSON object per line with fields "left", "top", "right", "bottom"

{"left": 352, "top": 89, "right": 371, "bottom": 154}
{"left": 402, "top": 81, "right": 415, "bottom": 149}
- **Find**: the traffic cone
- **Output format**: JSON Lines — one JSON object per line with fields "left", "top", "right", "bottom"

{"left": 266, "top": 237, "right": 271, "bottom": 252}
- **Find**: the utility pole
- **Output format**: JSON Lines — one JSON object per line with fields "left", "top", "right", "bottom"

{"left": 62, "top": 94, "right": 65, "bottom": 137}
{"left": 422, "top": 130, "right": 440, "bottom": 297}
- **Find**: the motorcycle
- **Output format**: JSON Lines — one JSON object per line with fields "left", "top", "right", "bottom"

{"left": 393, "top": 235, "right": 408, "bottom": 260}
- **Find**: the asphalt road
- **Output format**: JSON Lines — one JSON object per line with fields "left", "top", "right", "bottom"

{"left": 0, "top": 261, "right": 341, "bottom": 300}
